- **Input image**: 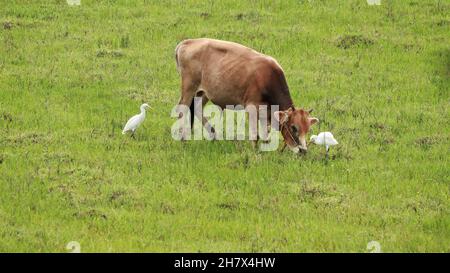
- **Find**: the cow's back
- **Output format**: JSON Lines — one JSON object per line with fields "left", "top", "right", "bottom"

{"left": 175, "top": 38, "right": 260, "bottom": 73}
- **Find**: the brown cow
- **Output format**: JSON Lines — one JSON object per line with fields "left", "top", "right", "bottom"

{"left": 175, "top": 38, "right": 318, "bottom": 152}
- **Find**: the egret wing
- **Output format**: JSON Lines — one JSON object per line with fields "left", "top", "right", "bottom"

{"left": 122, "top": 114, "right": 140, "bottom": 133}
{"left": 324, "top": 132, "right": 338, "bottom": 145}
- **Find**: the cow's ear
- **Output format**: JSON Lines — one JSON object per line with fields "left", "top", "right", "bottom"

{"left": 274, "top": 111, "right": 289, "bottom": 124}
{"left": 309, "top": 117, "right": 319, "bottom": 125}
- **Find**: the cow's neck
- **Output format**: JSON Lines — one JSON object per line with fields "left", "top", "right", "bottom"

{"left": 274, "top": 92, "right": 294, "bottom": 112}
{"left": 270, "top": 72, "right": 294, "bottom": 111}
{"left": 279, "top": 99, "right": 294, "bottom": 111}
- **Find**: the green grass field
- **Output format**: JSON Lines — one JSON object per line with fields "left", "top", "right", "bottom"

{"left": 0, "top": 0, "right": 449, "bottom": 252}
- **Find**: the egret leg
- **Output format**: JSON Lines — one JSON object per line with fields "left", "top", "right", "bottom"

{"left": 325, "top": 145, "right": 329, "bottom": 159}
{"left": 131, "top": 130, "right": 136, "bottom": 139}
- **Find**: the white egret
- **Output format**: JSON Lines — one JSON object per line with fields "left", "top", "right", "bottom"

{"left": 122, "top": 103, "right": 151, "bottom": 137}
{"left": 310, "top": 132, "right": 338, "bottom": 157}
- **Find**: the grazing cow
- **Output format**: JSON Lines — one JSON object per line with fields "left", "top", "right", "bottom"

{"left": 174, "top": 38, "right": 319, "bottom": 152}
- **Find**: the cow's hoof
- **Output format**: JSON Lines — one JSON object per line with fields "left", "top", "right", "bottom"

{"left": 179, "top": 130, "right": 189, "bottom": 141}
{"left": 251, "top": 141, "right": 258, "bottom": 149}
{"left": 208, "top": 131, "right": 216, "bottom": 141}
{"left": 298, "top": 149, "right": 307, "bottom": 156}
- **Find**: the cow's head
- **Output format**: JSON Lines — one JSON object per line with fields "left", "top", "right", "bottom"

{"left": 274, "top": 107, "right": 319, "bottom": 153}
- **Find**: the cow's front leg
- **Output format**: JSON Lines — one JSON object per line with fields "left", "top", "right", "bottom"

{"left": 260, "top": 114, "right": 271, "bottom": 143}
{"left": 247, "top": 104, "right": 259, "bottom": 149}
{"left": 248, "top": 104, "right": 271, "bottom": 149}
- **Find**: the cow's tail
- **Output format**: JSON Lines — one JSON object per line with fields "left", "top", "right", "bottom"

{"left": 175, "top": 40, "right": 194, "bottom": 127}
{"left": 174, "top": 41, "right": 183, "bottom": 74}
{"left": 189, "top": 97, "right": 195, "bottom": 128}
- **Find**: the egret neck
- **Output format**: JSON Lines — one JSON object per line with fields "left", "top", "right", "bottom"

{"left": 140, "top": 105, "right": 147, "bottom": 116}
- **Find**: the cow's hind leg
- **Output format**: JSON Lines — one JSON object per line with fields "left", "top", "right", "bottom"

{"left": 194, "top": 93, "right": 217, "bottom": 140}
{"left": 177, "top": 76, "right": 198, "bottom": 140}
